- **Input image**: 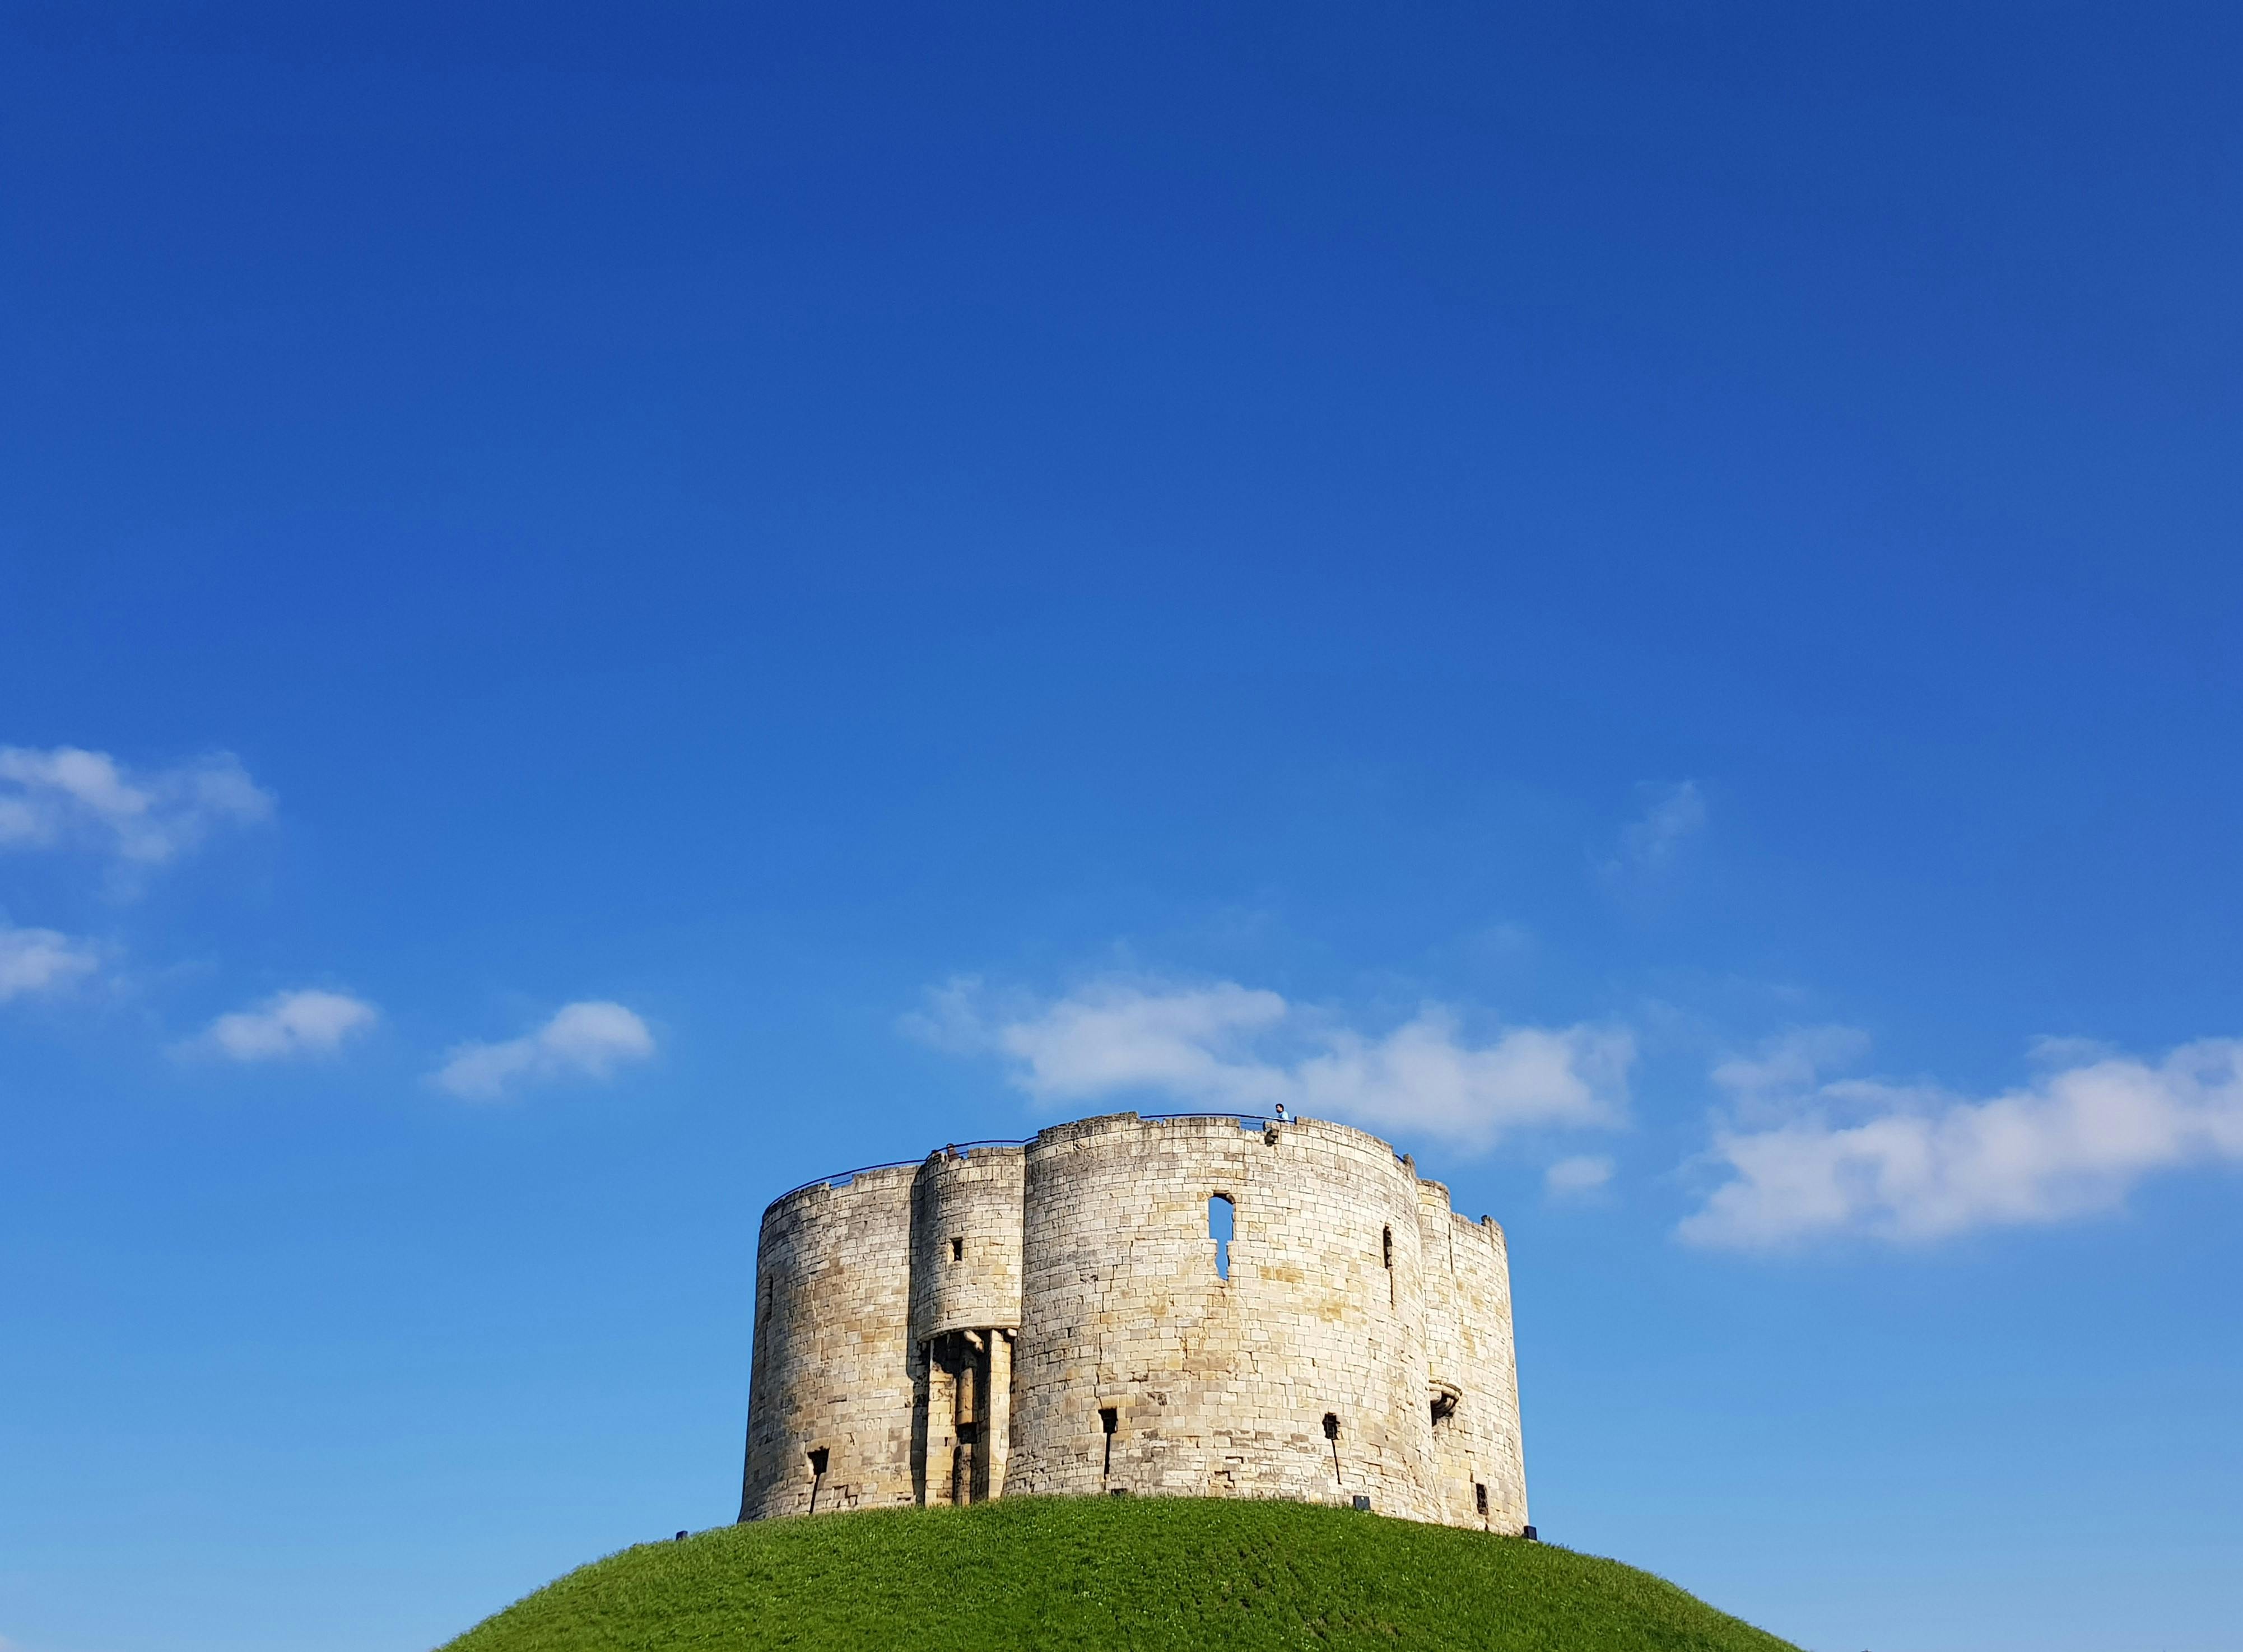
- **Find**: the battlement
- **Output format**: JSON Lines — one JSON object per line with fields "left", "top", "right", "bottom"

{"left": 739, "top": 1112, "right": 1527, "bottom": 1532}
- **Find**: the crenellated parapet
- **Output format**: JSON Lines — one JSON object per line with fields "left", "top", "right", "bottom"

{"left": 738, "top": 1112, "right": 1529, "bottom": 1534}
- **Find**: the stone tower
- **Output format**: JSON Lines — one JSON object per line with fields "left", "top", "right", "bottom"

{"left": 738, "top": 1111, "right": 1528, "bottom": 1533}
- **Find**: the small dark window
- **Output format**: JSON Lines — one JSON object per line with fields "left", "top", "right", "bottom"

{"left": 1100, "top": 1406, "right": 1118, "bottom": 1476}
{"left": 807, "top": 1447, "right": 829, "bottom": 1476}
{"left": 1475, "top": 1483, "right": 1489, "bottom": 1516}
{"left": 1321, "top": 1412, "right": 1340, "bottom": 1440}
{"left": 1208, "top": 1194, "right": 1236, "bottom": 1280}
{"left": 951, "top": 1236, "right": 964, "bottom": 1261}
{"left": 1382, "top": 1226, "right": 1393, "bottom": 1268}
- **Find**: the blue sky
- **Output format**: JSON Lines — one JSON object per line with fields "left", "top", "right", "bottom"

{"left": 3, "top": 6, "right": 2240, "bottom": 1650}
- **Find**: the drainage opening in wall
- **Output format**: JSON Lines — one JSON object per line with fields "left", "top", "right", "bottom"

{"left": 1100, "top": 1406, "right": 1118, "bottom": 1477}
{"left": 1207, "top": 1194, "right": 1235, "bottom": 1279}
{"left": 1321, "top": 1412, "right": 1342, "bottom": 1485}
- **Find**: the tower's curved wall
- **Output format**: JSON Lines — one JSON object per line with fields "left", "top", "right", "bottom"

{"left": 1416, "top": 1180, "right": 1529, "bottom": 1531}
{"left": 908, "top": 1145, "right": 1026, "bottom": 1343}
{"left": 739, "top": 1166, "right": 918, "bottom": 1520}
{"left": 1003, "top": 1114, "right": 1441, "bottom": 1519}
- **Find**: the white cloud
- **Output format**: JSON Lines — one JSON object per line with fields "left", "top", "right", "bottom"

{"left": 0, "top": 745, "right": 272, "bottom": 872}
{"left": 1681, "top": 1032, "right": 2243, "bottom": 1248}
{"left": 192, "top": 989, "right": 379, "bottom": 1061}
{"left": 908, "top": 974, "right": 1631, "bottom": 1152}
{"left": 1546, "top": 1155, "right": 1614, "bottom": 1196}
{"left": 434, "top": 1000, "right": 655, "bottom": 1100}
{"left": 0, "top": 921, "right": 97, "bottom": 1001}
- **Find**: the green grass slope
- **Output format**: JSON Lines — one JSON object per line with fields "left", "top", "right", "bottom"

{"left": 443, "top": 1496, "right": 1800, "bottom": 1652}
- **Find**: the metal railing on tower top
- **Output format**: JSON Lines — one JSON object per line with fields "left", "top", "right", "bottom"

{"left": 764, "top": 1113, "right": 1289, "bottom": 1206}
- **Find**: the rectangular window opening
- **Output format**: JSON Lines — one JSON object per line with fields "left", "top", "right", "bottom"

{"left": 1100, "top": 1406, "right": 1118, "bottom": 1476}
{"left": 1475, "top": 1483, "right": 1489, "bottom": 1517}
{"left": 950, "top": 1236, "right": 964, "bottom": 1261}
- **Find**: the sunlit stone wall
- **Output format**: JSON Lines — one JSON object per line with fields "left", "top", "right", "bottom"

{"left": 739, "top": 1111, "right": 1528, "bottom": 1535}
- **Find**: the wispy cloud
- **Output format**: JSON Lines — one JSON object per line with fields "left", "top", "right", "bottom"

{"left": 433, "top": 1000, "right": 655, "bottom": 1100}
{"left": 1709, "top": 1025, "right": 1873, "bottom": 1120}
{"left": 1545, "top": 1155, "right": 1614, "bottom": 1197}
{"left": 906, "top": 974, "right": 1631, "bottom": 1152}
{"left": 1598, "top": 779, "right": 1706, "bottom": 885}
{"left": 0, "top": 746, "right": 272, "bottom": 876}
{"left": 0, "top": 920, "right": 100, "bottom": 1002}
{"left": 188, "top": 989, "right": 379, "bottom": 1061}
{"left": 1681, "top": 1030, "right": 2243, "bottom": 1248}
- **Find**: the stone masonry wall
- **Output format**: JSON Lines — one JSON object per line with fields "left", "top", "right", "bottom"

{"left": 908, "top": 1145, "right": 1026, "bottom": 1344}
{"left": 738, "top": 1165, "right": 918, "bottom": 1520}
{"left": 1004, "top": 1114, "right": 1442, "bottom": 1520}
{"left": 739, "top": 1111, "right": 1528, "bottom": 1533}
{"left": 1416, "top": 1179, "right": 1530, "bottom": 1532}
{"left": 908, "top": 1145, "right": 1026, "bottom": 1506}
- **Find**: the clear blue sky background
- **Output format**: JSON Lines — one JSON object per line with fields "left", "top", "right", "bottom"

{"left": 4, "top": 7, "right": 2240, "bottom": 1651}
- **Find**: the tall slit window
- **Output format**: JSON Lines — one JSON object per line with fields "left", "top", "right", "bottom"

{"left": 1381, "top": 1226, "right": 1394, "bottom": 1305}
{"left": 1208, "top": 1194, "right": 1236, "bottom": 1280}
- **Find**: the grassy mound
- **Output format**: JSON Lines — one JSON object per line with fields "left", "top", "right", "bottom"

{"left": 443, "top": 1496, "right": 1799, "bottom": 1651}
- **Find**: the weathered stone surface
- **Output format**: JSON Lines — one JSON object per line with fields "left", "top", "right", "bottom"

{"left": 739, "top": 1165, "right": 918, "bottom": 1519}
{"left": 739, "top": 1113, "right": 1529, "bottom": 1534}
